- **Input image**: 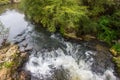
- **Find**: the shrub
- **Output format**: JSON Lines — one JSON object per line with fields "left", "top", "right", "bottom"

{"left": 110, "top": 11, "right": 120, "bottom": 32}
{"left": 112, "top": 43, "right": 120, "bottom": 55}
{"left": 22, "top": 0, "right": 88, "bottom": 34}
{"left": 98, "top": 16, "right": 117, "bottom": 44}
{"left": 81, "top": 0, "right": 117, "bottom": 17}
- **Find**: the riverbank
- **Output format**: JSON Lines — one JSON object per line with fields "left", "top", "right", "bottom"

{"left": 0, "top": 43, "right": 30, "bottom": 80}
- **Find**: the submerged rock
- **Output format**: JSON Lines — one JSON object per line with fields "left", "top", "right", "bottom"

{"left": 0, "top": 44, "right": 29, "bottom": 80}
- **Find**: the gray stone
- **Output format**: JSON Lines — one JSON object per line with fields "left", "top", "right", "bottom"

{"left": 19, "top": 47, "right": 25, "bottom": 53}
{"left": 25, "top": 45, "right": 33, "bottom": 52}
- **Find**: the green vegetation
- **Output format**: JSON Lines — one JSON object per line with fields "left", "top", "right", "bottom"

{"left": 0, "top": 0, "right": 10, "bottom": 5}
{"left": 3, "top": 61, "right": 14, "bottom": 68}
{"left": 113, "top": 57, "right": 120, "bottom": 75}
{"left": 21, "top": 0, "right": 120, "bottom": 42}
{"left": 98, "top": 16, "right": 117, "bottom": 45}
{"left": 21, "top": 0, "right": 120, "bottom": 75}
{"left": 21, "top": 0, "right": 88, "bottom": 34}
{"left": 112, "top": 43, "right": 120, "bottom": 55}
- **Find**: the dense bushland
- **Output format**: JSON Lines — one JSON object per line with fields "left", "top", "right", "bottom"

{"left": 21, "top": 0, "right": 90, "bottom": 35}
{"left": 21, "top": 0, "right": 120, "bottom": 43}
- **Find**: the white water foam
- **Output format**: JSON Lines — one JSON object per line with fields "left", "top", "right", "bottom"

{"left": 25, "top": 42, "right": 117, "bottom": 80}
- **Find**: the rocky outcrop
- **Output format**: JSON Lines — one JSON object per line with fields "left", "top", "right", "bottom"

{"left": 0, "top": 44, "right": 30, "bottom": 80}
{"left": 64, "top": 33, "right": 96, "bottom": 42}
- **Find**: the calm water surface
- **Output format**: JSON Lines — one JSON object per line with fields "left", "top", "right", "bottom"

{"left": 0, "top": 4, "right": 28, "bottom": 41}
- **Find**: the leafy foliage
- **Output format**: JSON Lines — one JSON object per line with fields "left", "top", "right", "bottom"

{"left": 3, "top": 61, "right": 14, "bottom": 68}
{"left": 112, "top": 43, "right": 120, "bottom": 55}
{"left": 76, "top": 17, "right": 98, "bottom": 36}
{"left": 98, "top": 16, "right": 117, "bottom": 44}
{"left": 22, "top": 0, "right": 88, "bottom": 34}
{"left": 82, "top": 0, "right": 118, "bottom": 17}
{"left": 0, "top": 0, "right": 10, "bottom": 5}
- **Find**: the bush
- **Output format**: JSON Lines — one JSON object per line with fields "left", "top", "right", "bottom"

{"left": 112, "top": 43, "right": 120, "bottom": 55}
{"left": 98, "top": 16, "right": 117, "bottom": 44}
{"left": 110, "top": 11, "right": 120, "bottom": 31}
{"left": 22, "top": 0, "right": 88, "bottom": 34}
{"left": 81, "top": 0, "right": 117, "bottom": 17}
{"left": 76, "top": 18, "right": 98, "bottom": 36}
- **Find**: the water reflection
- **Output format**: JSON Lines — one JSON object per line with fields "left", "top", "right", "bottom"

{"left": 0, "top": 4, "right": 28, "bottom": 41}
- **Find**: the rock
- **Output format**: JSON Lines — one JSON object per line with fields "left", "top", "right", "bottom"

{"left": 22, "top": 43, "right": 28, "bottom": 48}
{"left": 16, "top": 30, "right": 26, "bottom": 37}
{"left": 14, "top": 36, "right": 26, "bottom": 44}
{"left": 19, "top": 41, "right": 28, "bottom": 48}
{"left": 92, "top": 50, "right": 114, "bottom": 74}
{"left": 110, "top": 48, "right": 117, "bottom": 56}
{"left": 95, "top": 44, "right": 108, "bottom": 51}
{"left": 20, "top": 53, "right": 27, "bottom": 58}
{"left": 19, "top": 71, "right": 31, "bottom": 80}
{"left": 25, "top": 45, "right": 33, "bottom": 52}
{"left": 0, "top": 44, "right": 29, "bottom": 80}
{"left": 64, "top": 33, "right": 82, "bottom": 41}
{"left": 83, "top": 41, "right": 114, "bottom": 74}
{"left": 1, "top": 39, "right": 7, "bottom": 46}
{"left": 83, "top": 35, "right": 96, "bottom": 41}
{"left": 0, "top": 68, "right": 11, "bottom": 80}
{"left": 19, "top": 47, "right": 25, "bottom": 53}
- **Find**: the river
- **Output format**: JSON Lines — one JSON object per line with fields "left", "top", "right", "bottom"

{"left": 0, "top": 4, "right": 119, "bottom": 80}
